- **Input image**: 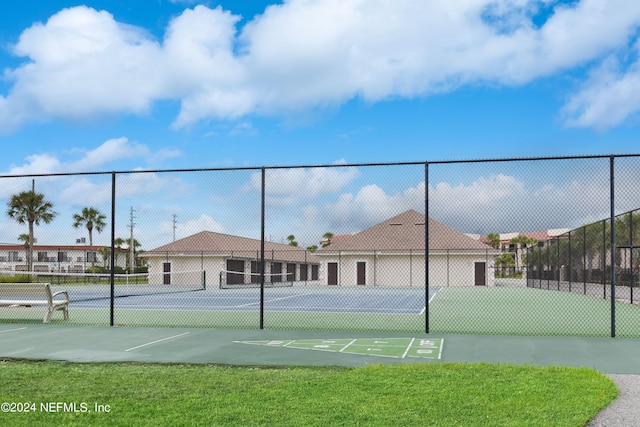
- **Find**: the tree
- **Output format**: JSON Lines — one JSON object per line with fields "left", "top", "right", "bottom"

{"left": 509, "top": 234, "right": 537, "bottom": 271}
{"left": 321, "top": 232, "right": 334, "bottom": 248}
{"left": 494, "top": 253, "right": 515, "bottom": 278}
{"left": 99, "top": 246, "right": 111, "bottom": 268}
{"left": 306, "top": 245, "right": 318, "bottom": 253}
{"left": 18, "top": 233, "right": 30, "bottom": 248}
{"left": 114, "top": 237, "right": 125, "bottom": 269}
{"left": 286, "top": 235, "right": 298, "bottom": 247}
{"left": 7, "top": 190, "right": 57, "bottom": 272}
{"left": 122, "top": 237, "right": 142, "bottom": 272}
{"left": 486, "top": 232, "right": 501, "bottom": 250}
{"left": 72, "top": 207, "right": 107, "bottom": 268}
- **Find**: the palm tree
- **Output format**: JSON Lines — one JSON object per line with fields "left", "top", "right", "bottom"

{"left": 486, "top": 232, "right": 501, "bottom": 250}
{"left": 494, "top": 252, "right": 515, "bottom": 278}
{"left": 99, "top": 246, "right": 111, "bottom": 269}
{"left": 286, "top": 235, "right": 298, "bottom": 247}
{"left": 114, "top": 237, "right": 125, "bottom": 270}
{"left": 509, "top": 234, "right": 537, "bottom": 271}
{"left": 321, "top": 232, "right": 334, "bottom": 248}
{"left": 123, "top": 238, "right": 142, "bottom": 272}
{"left": 18, "top": 233, "right": 30, "bottom": 248}
{"left": 72, "top": 207, "right": 107, "bottom": 268}
{"left": 7, "top": 190, "right": 57, "bottom": 272}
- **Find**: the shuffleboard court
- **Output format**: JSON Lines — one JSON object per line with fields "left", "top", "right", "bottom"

{"left": 235, "top": 337, "right": 444, "bottom": 359}
{"left": 66, "top": 286, "right": 438, "bottom": 315}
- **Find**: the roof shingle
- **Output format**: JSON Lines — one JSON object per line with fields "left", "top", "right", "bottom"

{"left": 318, "top": 210, "right": 495, "bottom": 253}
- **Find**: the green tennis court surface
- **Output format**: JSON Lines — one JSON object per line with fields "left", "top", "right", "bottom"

{"left": 235, "top": 337, "right": 444, "bottom": 359}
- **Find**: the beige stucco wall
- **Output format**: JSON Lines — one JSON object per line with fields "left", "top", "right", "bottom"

{"left": 146, "top": 255, "right": 225, "bottom": 287}
{"left": 146, "top": 255, "right": 321, "bottom": 287}
{"left": 319, "top": 252, "right": 495, "bottom": 287}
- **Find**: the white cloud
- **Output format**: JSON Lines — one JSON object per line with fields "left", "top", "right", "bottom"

{"left": 3, "top": 137, "right": 177, "bottom": 175}
{"left": 316, "top": 172, "right": 614, "bottom": 235}
{"left": 562, "top": 52, "right": 640, "bottom": 129}
{"left": 178, "top": 214, "right": 225, "bottom": 236}
{"left": 247, "top": 165, "right": 360, "bottom": 205}
{"left": 153, "top": 214, "right": 225, "bottom": 246}
{"left": 70, "top": 137, "right": 150, "bottom": 170}
{"left": 2, "top": 6, "right": 165, "bottom": 128}
{"left": 325, "top": 181, "right": 425, "bottom": 232}
{"left": 1, "top": 1, "right": 640, "bottom": 131}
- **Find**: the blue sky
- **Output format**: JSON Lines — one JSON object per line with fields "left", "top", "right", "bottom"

{"left": 0, "top": 0, "right": 639, "bottom": 250}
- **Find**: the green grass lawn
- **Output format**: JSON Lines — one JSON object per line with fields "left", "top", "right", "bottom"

{"left": 0, "top": 360, "right": 616, "bottom": 426}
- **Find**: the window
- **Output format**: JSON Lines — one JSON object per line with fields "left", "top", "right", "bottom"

{"left": 251, "top": 260, "right": 261, "bottom": 283}
{"left": 286, "top": 263, "right": 296, "bottom": 282}
{"left": 271, "top": 262, "right": 282, "bottom": 282}
{"left": 300, "top": 264, "right": 309, "bottom": 281}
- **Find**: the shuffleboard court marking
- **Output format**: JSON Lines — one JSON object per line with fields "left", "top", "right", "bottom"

{"left": 125, "top": 332, "right": 191, "bottom": 352}
{"left": 401, "top": 338, "right": 416, "bottom": 358}
{"left": 0, "top": 327, "right": 28, "bottom": 333}
{"left": 234, "top": 338, "right": 444, "bottom": 360}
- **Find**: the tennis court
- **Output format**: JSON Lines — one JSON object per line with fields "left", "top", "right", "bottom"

{"left": 4, "top": 279, "right": 640, "bottom": 336}
{"left": 66, "top": 285, "right": 434, "bottom": 314}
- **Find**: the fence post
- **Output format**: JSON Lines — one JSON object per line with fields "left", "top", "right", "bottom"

{"left": 110, "top": 172, "right": 116, "bottom": 327}
{"left": 631, "top": 212, "right": 635, "bottom": 304}
{"left": 556, "top": 236, "right": 560, "bottom": 291}
{"left": 425, "top": 162, "right": 429, "bottom": 334}
{"left": 610, "top": 156, "right": 616, "bottom": 337}
{"left": 260, "top": 167, "right": 266, "bottom": 330}
{"left": 583, "top": 226, "right": 587, "bottom": 295}
{"left": 568, "top": 231, "right": 572, "bottom": 292}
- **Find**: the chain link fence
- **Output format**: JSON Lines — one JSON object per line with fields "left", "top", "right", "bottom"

{"left": 0, "top": 155, "right": 639, "bottom": 337}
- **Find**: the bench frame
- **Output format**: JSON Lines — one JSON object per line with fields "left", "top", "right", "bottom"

{"left": 0, "top": 283, "right": 69, "bottom": 323}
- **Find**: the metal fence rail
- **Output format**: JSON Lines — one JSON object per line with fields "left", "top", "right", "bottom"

{"left": 0, "top": 154, "right": 639, "bottom": 337}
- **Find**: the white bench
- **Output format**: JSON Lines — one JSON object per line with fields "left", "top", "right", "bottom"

{"left": 0, "top": 283, "right": 69, "bottom": 323}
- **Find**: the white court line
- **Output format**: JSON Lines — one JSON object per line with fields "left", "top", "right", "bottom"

{"left": 401, "top": 338, "right": 416, "bottom": 359}
{"left": 339, "top": 339, "right": 358, "bottom": 353}
{"left": 0, "top": 327, "right": 28, "bottom": 333}
{"left": 125, "top": 332, "right": 190, "bottom": 352}
{"left": 235, "top": 292, "right": 315, "bottom": 308}
{"left": 420, "top": 287, "right": 444, "bottom": 314}
{"left": 438, "top": 339, "right": 445, "bottom": 359}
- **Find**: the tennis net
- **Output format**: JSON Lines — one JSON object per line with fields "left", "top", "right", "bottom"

{"left": 0, "top": 270, "right": 206, "bottom": 302}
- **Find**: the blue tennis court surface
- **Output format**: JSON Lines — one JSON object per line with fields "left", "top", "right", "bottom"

{"left": 66, "top": 286, "right": 439, "bottom": 315}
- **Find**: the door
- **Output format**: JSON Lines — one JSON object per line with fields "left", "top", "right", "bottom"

{"left": 475, "top": 262, "right": 486, "bottom": 286}
{"left": 328, "top": 262, "right": 338, "bottom": 286}
{"left": 163, "top": 262, "right": 171, "bottom": 285}
{"left": 357, "top": 262, "right": 366, "bottom": 285}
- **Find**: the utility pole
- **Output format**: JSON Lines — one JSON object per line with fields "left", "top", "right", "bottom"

{"left": 129, "top": 207, "right": 136, "bottom": 273}
{"left": 172, "top": 214, "right": 177, "bottom": 242}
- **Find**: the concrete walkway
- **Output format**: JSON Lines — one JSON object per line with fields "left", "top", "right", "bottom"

{"left": 2, "top": 325, "right": 639, "bottom": 425}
